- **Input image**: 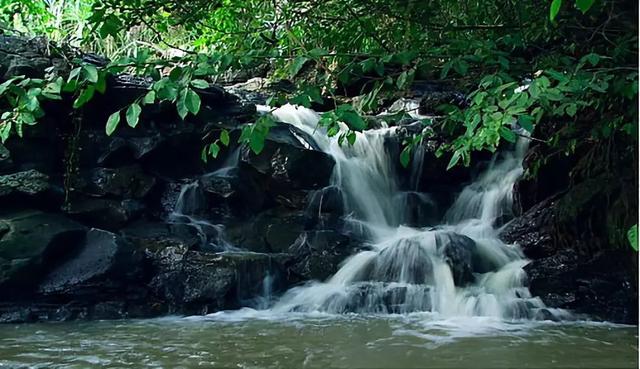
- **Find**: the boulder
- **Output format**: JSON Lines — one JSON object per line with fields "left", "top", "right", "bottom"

{"left": 0, "top": 143, "right": 12, "bottom": 173}
{"left": 241, "top": 123, "right": 335, "bottom": 193}
{"left": 81, "top": 165, "right": 156, "bottom": 199}
{"left": 38, "top": 229, "right": 144, "bottom": 299}
{"left": 0, "top": 211, "right": 85, "bottom": 294}
{"left": 287, "top": 230, "right": 365, "bottom": 281}
{"left": 225, "top": 207, "right": 307, "bottom": 253}
{"left": 63, "top": 198, "right": 144, "bottom": 230}
{"left": 0, "top": 169, "right": 50, "bottom": 198}
{"left": 148, "top": 247, "right": 288, "bottom": 314}
{"left": 436, "top": 232, "right": 476, "bottom": 286}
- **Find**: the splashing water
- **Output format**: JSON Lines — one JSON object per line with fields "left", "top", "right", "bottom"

{"left": 255, "top": 103, "right": 566, "bottom": 320}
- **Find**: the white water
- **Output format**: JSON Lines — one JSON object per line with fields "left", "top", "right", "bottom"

{"left": 252, "top": 103, "right": 565, "bottom": 320}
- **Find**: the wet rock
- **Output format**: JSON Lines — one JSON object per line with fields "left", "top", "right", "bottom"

{"left": 0, "top": 143, "right": 12, "bottom": 173}
{"left": 0, "top": 211, "right": 86, "bottom": 294}
{"left": 0, "top": 169, "right": 50, "bottom": 198}
{"left": 436, "top": 232, "right": 476, "bottom": 286}
{"left": 121, "top": 220, "right": 201, "bottom": 251}
{"left": 500, "top": 197, "right": 557, "bottom": 259}
{"left": 64, "top": 198, "right": 144, "bottom": 230}
{"left": 38, "top": 229, "right": 143, "bottom": 298}
{"left": 83, "top": 165, "right": 156, "bottom": 199}
{"left": 303, "top": 186, "right": 345, "bottom": 229}
{"left": 0, "top": 35, "right": 68, "bottom": 78}
{"left": 287, "top": 230, "right": 364, "bottom": 281}
{"left": 199, "top": 166, "right": 266, "bottom": 217}
{"left": 225, "top": 208, "right": 307, "bottom": 253}
{"left": 241, "top": 123, "right": 335, "bottom": 192}
{"left": 148, "top": 247, "right": 288, "bottom": 313}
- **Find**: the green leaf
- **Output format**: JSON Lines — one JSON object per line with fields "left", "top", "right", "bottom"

{"left": 447, "top": 150, "right": 462, "bottom": 170}
{"left": 628, "top": 224, "right": 638, "bottom": 251}
{"left": 565, "top": 103, "right": 577, "bottom": 117}
{"left": 143, "top": 90, "right": 156, "bottom": 105}
{"left": 400, "top": 146, "right": 411, "bottom": 168}
{"left": 249, "top": 129, "right": 265, "bottom": 154}
{"left": 105, "top": 111, "right": 121, "bottom": 136}
{"left": 73, "top": 86, "right": 95, "bottom": 109}
{"left": 518, "top": 115, "right": 535, "bottom": 132}
{"left": 126, "top": 103, "right": 142, "bottom": 128}
{"left": 185, "top": 89, "right": 201, "bottom": 115}
{"left": 289, "top": 56, "right": 309, "bottom": 78}
{"left": 339, "top": 111, "right": 367, "bottom": 131}
{"left": 220, "top": 129, "right": 230, "bottom": 146}
{"left": 499, "top": 126, "right": 517, "bottom": 143}
{"left": 396, "top": 71, "right": 408, "bottom": 89}
{"left": 346, "top": 131, "right": 356, "bottom": 145}
{"left": 190, "top": 79, "right": 209, "bottom": 89}
{"left": 550, "top": 0, "right": 562, "bottom": 20}
{"left": 82, "top": 64, "right": 99, "bottom": 83}
{"left": 208, "top": 142, "right": 220, "bottom": 158}
{"left": 576, "top": 0, "right": 594, "bottom": 14}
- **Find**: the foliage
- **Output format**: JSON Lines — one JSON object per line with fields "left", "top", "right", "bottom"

{"left": 0, "top": 0, "right": 637, "bottom": 167}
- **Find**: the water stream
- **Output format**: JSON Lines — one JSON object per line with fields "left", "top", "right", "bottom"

{"left": 256, "top": 104, "right": 562, "bottom": 320}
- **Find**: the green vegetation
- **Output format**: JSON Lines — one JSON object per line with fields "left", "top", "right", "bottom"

{"left": 0, "top": 0, "right": 637, "bottom": 167}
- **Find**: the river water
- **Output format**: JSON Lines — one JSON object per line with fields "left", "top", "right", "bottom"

{"left": 0, "top": 315, "right": 637, "bottom": 368}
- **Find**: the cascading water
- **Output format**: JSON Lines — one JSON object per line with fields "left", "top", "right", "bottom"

{"left": 256, "top": 103, "right": 565, "bottom": 320}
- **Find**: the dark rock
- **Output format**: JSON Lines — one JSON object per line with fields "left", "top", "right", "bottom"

{"left": 64, "top": 198, "right": 144, "bottom": 230}
{"left": 38, "top": 229, "right": 143, "bottom": 298}
{"left": 82, "top": 165, "right": 156, "bottom": 199}
{"left": 225, "top": 207, "right": 307, "bottom": 253}
{"left": 0, "top": 143, "right": 12, "bottom": 173}
{"left": 500, "top": 197, "right": 557, "bottom": 259}
{"left": 436, "top": 232, "right": 476, "bottom": 286}
{"left": 121, "top": 220, "right": 201, "bottom": 251}
{"left": 0, "top": 211, "right": 86, "bottom": 294}
{"left": 287, "top": 230, "right": 363, "bottom": 281}
{"left": 241, "top": 123, "right": 335, "bottom": 192}
{"left": 0, "top": 35, "right": 69, "bottom": 78}
{"left": 0, "top": 169, "right": 50, "bottom": 198}
{"left": 148, "top": 247, "right": 288, "bottom": 313}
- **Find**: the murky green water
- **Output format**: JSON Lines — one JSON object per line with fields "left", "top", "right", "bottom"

{"left": 0, "top": 312, "right": 637, "bottom": 368}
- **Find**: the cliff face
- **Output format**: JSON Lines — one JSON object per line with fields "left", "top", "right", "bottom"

{"left": 500, "top": 117, "right": 638, "bottom": 323}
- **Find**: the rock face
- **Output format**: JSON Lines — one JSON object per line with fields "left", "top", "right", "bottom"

{"left": 500, "top": 119, "right": 638, "bottom": 324}
{"left": 0, "top": 35, "right": 347, "bottom": 322}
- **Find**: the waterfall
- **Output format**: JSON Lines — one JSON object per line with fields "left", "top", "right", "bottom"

{"left": 257, "top": 103, "right": 565, "bottom": 320}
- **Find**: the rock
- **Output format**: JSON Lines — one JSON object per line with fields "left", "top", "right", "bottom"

{"left": 0, "top": 211, "right": 85, "bottom": 294}
{"left": 0, "top": 169, "right": 50, "bottom": 198}
{"left": 64, "top": 198, "right": 144, "bottom": 230}
{"left": 287, "top": 230, "right": 365, "bottom": 281}
{"left": 241, "top": 123, "right": 335, "bottom": 192}
{"left": 38, "top": 229, "right": 144, "bottom": 298}
{"left": 436, "top": 232, "right": 476, "bottom": 286}
{"left": 199, "top": 166, "right": 267, "bottom": 217}
{"left": 225, "top": 208, "right": 307, "bottom": 253}
{"left": 148, "top": 247, "right": 288, "bottom": 314}
{"left": 82, "top": 165, "right": 156, "bottom": 199}
{"left": 303, "top": 186, "right": 345, "bottom": 229}
{"left": 0, "top": 143, "right": 12, "bottom": 173}
{"left": 121, "top": 220, "right": 201, "bottom": 251}
{"left": 500, "top": 197, "right": 557, "bottom": 259}
{"left": 0, "top": 35, "right": 69, "bottom": 78}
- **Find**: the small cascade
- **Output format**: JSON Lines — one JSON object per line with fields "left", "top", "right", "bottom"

{"left": 170, "top": 174, "right": 240, "bottom": 253}
{"left": 257, "top": 103, "right": 564, "bottom": 321}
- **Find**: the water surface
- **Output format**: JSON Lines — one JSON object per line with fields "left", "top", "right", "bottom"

{"left": 1, "top": 314, "right": 636, "bottom": 368}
